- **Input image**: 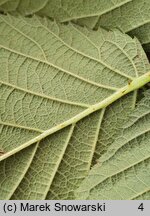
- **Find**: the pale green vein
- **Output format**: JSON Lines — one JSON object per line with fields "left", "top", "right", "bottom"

{"left": 70, "top": 23, "right": 138, "bottom": 79}
{"left": 87, "top": 108, "right": 106, "bottom": 171}
{"left": 131, "top": 189, "right": 150, "bottom": 200}
{"left": 1, "top": 15, "right": 134, "bottom": 81}
{"left": 69, "top": 23, "right": 100, "bottom": 51}
{"left": 92, "top": 98, "right": 150, "bottom": 159}
{"left": 0, "top": 15, "right": 47, "bottom": 61}
{"left": 99, "top": 128, "right": 150, "bottom": 165}
{"left": 44, "top": 124, "right": 75, "bottom": 199}
{"left": 124, "top": 112, "right": 150, "bottom": 129}
{"left": 26, "top": 0, "right": 49, "bottom": 14}
{"left": 94, "top": 6, "right": 150, "bottom": 33}
{"left": 0, "top": 80, "right": 89, "bottom": 108}
{"left": 0, "top": 71, "right": 149, "bottom": 162}
{"left": 48, "top": 189, "right": 59, "bottom": 199}
{"left": 126, "top": 20, "right": 150, "bottom": 33}
{"left": 37, "top": 19, "right": 134, "bottom": 80}
{"left": 85, "top": 155, "right": 150, "bottom": 198}
{"left": 0, "top": 121, "right": 43, "bottom": 133}
{"left": 0, "top": 45, "right": 119, "bottom": 91}
{"left": 61, "top": 0, "right": 132, "bottom": 22}
{"left": 8, "top": 142, "right": 39, "bottom": 199}
{"left": 106, "top": 39, "right": 138, "bottom": 77}
{"left": 131, "top": 90, "right": 138, "bottom": 109}
{"left": 105, "top": 38, "right": 139, "bottom": 109}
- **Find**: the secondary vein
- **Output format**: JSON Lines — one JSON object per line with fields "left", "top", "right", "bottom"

{"left": 0, "top": 71, "right": 149, "bottom": 162}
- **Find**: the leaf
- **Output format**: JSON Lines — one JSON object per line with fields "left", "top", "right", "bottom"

{"left": 0, "top": 0, "right": 19, "bottom": 12}
{"left": 75, "top": 90, "right": 150, "bottom": 200}
{"left": 0, "top": 0, "right": 132, "bottom": 19}
{"left": 0, "top": 0, "right": 149, "bottom": 50}
{"left": 101, "top": 0, "right": 150, "bottom": 51}
{"left": 0, "top": 15, "right": 149, "bottom": 199}
{"left": 76, "top": 0, "right": 150, "bottom": 50}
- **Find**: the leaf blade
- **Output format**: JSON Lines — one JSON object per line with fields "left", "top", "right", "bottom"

{"left": 75, "top": 91, "right": 150, "bottom": 199}
{"left": 0, "top": 15, "right": 149, "bottom": 199}
{"left": 0, "top": 0, "right": 149, "bottom": 48}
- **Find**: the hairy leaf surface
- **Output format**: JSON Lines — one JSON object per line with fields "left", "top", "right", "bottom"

{"left": 0, "top": 0, "right": 149, "bottom": 50}
{"left": 0, "top": 15, "right": 149, "bottom": 199}
{"left": 75, "top": 91, "right": 150, "bottom": 200}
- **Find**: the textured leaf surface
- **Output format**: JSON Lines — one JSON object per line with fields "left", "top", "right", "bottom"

{"left": 0, "top": 0, "right": 131, "bottom": 19}
{"left": 0, "top": 15, "right": 149, "bottom": 199}
{"left": 0, "top": 0, "right": 149, "bottom": 50}
{"left": 94, "top": 0, "right": 150, "bottom": 51}
{"left": 75, "top": 91, "right": 150, "bottom": 200}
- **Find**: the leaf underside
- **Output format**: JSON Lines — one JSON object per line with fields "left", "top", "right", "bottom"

{"left": 75, "top": 91, "right": 150, "bottom": 200}
{"left": 0, "top": 14, "right": 149, "bottom": 200}
{"left": 0, "top": 0, "right": 149, "bottom": 50}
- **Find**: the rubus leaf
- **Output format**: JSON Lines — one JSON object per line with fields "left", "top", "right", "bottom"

{"left": 0, "top": 0, "right": 149, "bottom": 50}
{"left": 75, "top": 0, "right": 150, "bottom": 51}
{"left": 0, "top": 0, "right": 132, "bottom": 19}
{"left": 0, "top": 15, "right": 149, "bottom": 199}
{"left": 75, "top": 91, "right": 150, "bottom": 200}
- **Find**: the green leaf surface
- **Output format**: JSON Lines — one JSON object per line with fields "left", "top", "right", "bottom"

{"left": 0, "top": 15, "right": 149, "bottom": 199}
{"left": 0, "top": 0, "right": 149, "bottom": 50}
{"left": 94, "top": 0, "right": 150, "bottom": 51}
{"left": 75, "top": 91, "right": 150, "bottom": 200}
{"left": 0, "top": 0, "right": 131, "bottom": 19}
{"left": 75, "top": 0, "right": 150, "bottom": 51}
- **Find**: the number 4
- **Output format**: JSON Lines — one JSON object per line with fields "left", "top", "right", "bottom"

{"left": 138, "top": 203, "right": 144, "bottom": 211}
